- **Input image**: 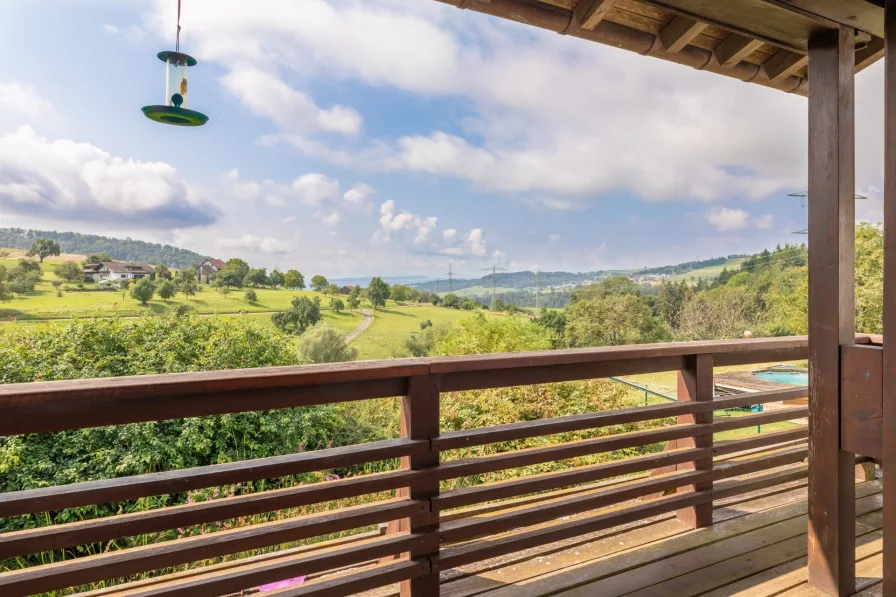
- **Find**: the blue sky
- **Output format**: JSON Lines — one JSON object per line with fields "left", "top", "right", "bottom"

{"left": 0, "top": 0, "right": 886, "bottom": 276}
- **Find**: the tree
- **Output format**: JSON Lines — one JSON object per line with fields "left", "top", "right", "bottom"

{"left": 534, "top": 308, "right": 567, "bottom": 348}
{"left": 565, "top": 294, "right": 669, "bottom": 347}
{"left": 442, "top": 293, "right": 459, "bottom": 309}
{"left": 16, "top": 259, "right": 41, "bottom": 274}
{"left": 0, "top": 266, "right": 12, "bottom": 302}
{"left": 367, "top": 277, "right": 390, "bottom": 310}
{"left": 348, "top": 286, "right": 361, "bottom": 309}
{"left": 299, "top": 324, "right": 358, "bottom": 363}
{"left": 311, "top": 275, "right": 329, "bottom": 292}
{"left": 324, "top": 283, "right": 340, "bottom": 295}
{"left": 390, "top": 285, "right": 410, "bottom": 302}
{"left": 215, "top": 271, "right": 244, "bottom": 290}
{"left": 84, "top": 252, "right": 112, "bottom": 264}
{"left": 130, "top": 277, "right": 156, "bottom": 305}
{"left": 460, "top": 298, "right": 477, "bottom": 310}
{"left": 655, "top": 280, "right": 692, "bottom": 330}
{"left": 271, "top": 296, "right": 322, "bottom": 334}
{"left": 245, "top": 268, "right": 269, "bottom": 287}
{"left": 223, "top": 258, "right": 250, "bottom": 280}
{"left": 54, "top": 261, "right": 82, "bottom": 282}
{"left": 284, "top": 269, "right": 305, "bottom": 290}
{"left": 431, "top": 294, "right": 442, "bottom": 306}
{"left": 154, "top": 264, "right": 171, "bottom": 280}
{"left": 245, "top": 289, "right": 258, "bottom": 303}
{"left": 492, "top": 298, "right": 506, "bottom": 312}
{"left": 26, "top": 238, "right": 60, "bottom": 262}
{"left": 329, "top": 297, "right": 344, "bottom": 313}
{"left": 178, "top": 276, "right": 199, "bottom": 297}
{"left": 269, "top": 269, "right": 285, "bottom": 288}
{"left": 157, "top": 280, "right": 176, "bottom": 301}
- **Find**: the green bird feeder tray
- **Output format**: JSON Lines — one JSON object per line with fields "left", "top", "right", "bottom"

{"left": 142, "top": 50, "right": 209, "bottom": 127}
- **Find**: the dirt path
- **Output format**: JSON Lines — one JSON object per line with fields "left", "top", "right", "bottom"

{"left": 345, "top": 309, "right": 372, "bottom": 343}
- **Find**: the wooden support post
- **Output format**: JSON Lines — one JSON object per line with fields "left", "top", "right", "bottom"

{"left": 807, "top": 26, "right": 857, "bottom": 597}
{"left": 675, "top": 354, "right": 713, "bottom": 528}
{"left": 883, "top": 2, "right": 896, "bottom": 594}
{"left": 399, "top": 375, "right": 441, "bottom": 597}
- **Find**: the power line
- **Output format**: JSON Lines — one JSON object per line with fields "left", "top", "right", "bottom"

{"left": 535, "top": 267, "right": 541, "bottom": 309}
{"left": 441, "top": 262, "right": 454, "bottom": 293}
{"left": 481, "top": 264, "right": 507, "bottom": 309}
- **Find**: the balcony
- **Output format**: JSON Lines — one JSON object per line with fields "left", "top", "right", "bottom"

{"left": 0, "top": 335, "right": 882, "bottom": 596}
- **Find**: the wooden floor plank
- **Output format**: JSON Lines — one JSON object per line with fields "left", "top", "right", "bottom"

{"left": 699, "top": 530, "right": 883, "bottom": 597}
{"left": 777, "top": 549, "right": 883, "bottom": 596}
{"left": 476, "top": 483, "right": 880, "bottom": 597}
{"left": 621, "top": 518, "right": 882, "bottom": 597}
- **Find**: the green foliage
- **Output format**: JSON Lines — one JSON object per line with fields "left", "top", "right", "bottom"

{"left": 245, "top": 268, "right": 269, "bottom": 287}
{"left": 244, "top": 289, "right": 259, "bottom": 303}
{"left": 654, "top": 280, "right": 691, "bottom": 329}
{"left": 0, "top": 228, "right": 207, "bottom": 268}
{"left": 420, "top": 319, "right": 432, "bottom": 330}
{"left": 367, "top": 277, "right": 390, "bottom": 310}
{"left": 492, "top": 298, "right": 505, "bottom": 312}
{"left": 460, "top": 298, "right": 477, "bottom": 310}
{"left": 269, "top": 269, "right": 285, "bottom": 288}
{"left": 16, "top": 258, "right": 41, "bottom": 274}
{"left": 26, "top": 238, "right": 61, "bottom": 262}
{"left": 856, "top": 223, "right": 883, "bottom": 334}
{"left": 299, "top": 324, "right": 358, "bottom": 363}
{"left": 157, "top": 280, "right": 177, "bottom": 301}
{"left": 223, "top": 258, "right": 250, "bottom": 280}
{"left": 54, "top": 260, "right": 83, "bottom": 282}
{"left": 284, "top": 269, "right": 305, "bottom": 290}
{"left": 404, "top": 324, "right": 449, "bottom": 357}
{"left": 533, "top": 308, "right": 567, "bottom": 348}
{"left": 130, "top": 277, "right": 156, "bottom": 304}
{"left": 390, "top": 285, "right": 411, "bottom": 302}
{"left": 154, "top": 263, "right": 170, "bottom": 279}
{"left": 434, "top": 314, "right": 552, "bottom": 356}
{"left": 564, "top": 278, "right": 669, "bottom": 347}
{"left": 0, "top": 266, "right": 11, "bottom": 302}
{"left": 176, "top": 276, "right": 199, "bottom": 297}
{"left": 329, "top": 297, "right": 344, "bottom": 313}
{"left": 310, "top": 275, "right": 329, "bottom": 292}
{"left": 84, "top": 252, "right": 112, "bottom": 264}
{"left": 7, "top": 266, "right": 41, "bottom": 295}
{"left": 348, "top": 293, "right": 361, "bottom": 310}
{"left": 442, "top": 293, "right": 459, "bottom": 309}
{"left": 271, "top": 296, "right": 323, "bottom": 334}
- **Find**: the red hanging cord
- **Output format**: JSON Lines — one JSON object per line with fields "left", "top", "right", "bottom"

{"left": 175, "top": 0, "right": 182, "bottom": 52}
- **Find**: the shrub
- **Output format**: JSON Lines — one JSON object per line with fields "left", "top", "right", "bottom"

{"left": 299, "top": 324, "right": 358, "bottom": 363}
{"left": 245, "top": 289, "right": 258, "bottom": 304}
{"left": 420, "top": 320, "right": 432, "bottom": 330}
{"left": 130, "top": 277, "right": 156, "bottom": 304}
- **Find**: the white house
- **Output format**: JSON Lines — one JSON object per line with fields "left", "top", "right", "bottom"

{"left": 82, "top": 261, "right": 154, "bottom": 282}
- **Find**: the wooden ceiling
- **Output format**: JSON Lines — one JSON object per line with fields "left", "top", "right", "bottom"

{"left": 435, "top": 0, "right": 886, "bottom": 96}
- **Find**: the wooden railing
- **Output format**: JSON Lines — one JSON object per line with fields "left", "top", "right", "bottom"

{"left": 0, "top": 336, "right": 840, "bottom": 597}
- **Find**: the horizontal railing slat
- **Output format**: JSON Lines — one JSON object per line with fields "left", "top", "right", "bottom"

{"left": 280, "top": 558, "right": 429, "bottom": 597}
{"left": 438, "top": 469, "right": 709, "bottom": 544}
{"left": 0, "top": 499, "right": 427, "bottom": 597}
{"left": 0, "top": 438, "right": 425, "bottom": 518}
{"left": 0, "top": 469, "right": 427, "bottom": 559}
{"left": 83, "top": 533, "right": 436, "bottom": 597}
{"left": 434, "top": 447, "right": 710, "bottom": 512}
{"left": 433, "top": 387, "right": 807, "bottom": 450}
{"left": 712, "top": 406, "right": 808, "bottom": 433}
{"left": 713, "top": 427, "right": 809, "bottom": 457}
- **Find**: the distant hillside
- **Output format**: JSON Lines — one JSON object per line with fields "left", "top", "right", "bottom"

{"left": 0, "top": 228, "right": 208, "bottom": 268}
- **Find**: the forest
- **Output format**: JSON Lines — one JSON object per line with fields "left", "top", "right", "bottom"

{"left": 0, "top": 228, "right": 208, "bottom": 268}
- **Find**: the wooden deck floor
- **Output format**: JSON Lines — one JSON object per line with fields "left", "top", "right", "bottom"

{"left": 362, "top": 478, "right": 882, "bottom": 597}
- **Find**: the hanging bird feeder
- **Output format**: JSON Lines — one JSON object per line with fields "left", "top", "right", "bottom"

{"left": 142, "top": 0, "right": 209, "bottom": 126}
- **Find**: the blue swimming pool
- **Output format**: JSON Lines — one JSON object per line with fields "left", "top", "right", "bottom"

{"left": 753, "top": 371, "right": 809, "bottom": 386}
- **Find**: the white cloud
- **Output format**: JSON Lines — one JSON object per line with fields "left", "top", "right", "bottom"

{"left": 0, "top": 82, "right": 54, "bottom": 122}
{"left": 443, "top": 228, "right": 457, "bottom": 241}
{"left": 548, "top": 234, "right": 562, "bottom": 245}
{"left": 343, "top": 183, "right": 375, "bottom": 213}
{"left": 103, "top": 22, "right": 147, "bottom": 42}
{"left": 217, "top": 234, "right": 292, "bottom": 254}
{"left": 0, "top": 126, "right": 217, "bottom": 229}
{"left": 225, "top": 169, "right": 289, "bottom": 206}
{"left": 704, "top": 207, "right": 774, "bottom": 232}
{"left": 321, "top": 210, "right": 341, "bottom": 227}
{"left": 468, "top": 228, "right": 487, "bottom": 256}
{"left": 281, "top": 215, "right": 296, "bottom": 223}
{"left": 221, "top": 67, "right": 361, "bottom": 136}
{"left": 142, "top": 0, "right": 809, "bottom": 204}
{"left": 292, "top": 173, "right": 341, "bottom": 207}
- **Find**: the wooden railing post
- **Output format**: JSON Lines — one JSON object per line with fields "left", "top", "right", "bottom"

{"left": 676, "top": 353, "right": 713, "bottom": 528}
{"left": 399, "top": 374, "right": 441, "bottom": 597}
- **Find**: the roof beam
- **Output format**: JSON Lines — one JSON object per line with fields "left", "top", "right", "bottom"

{"left": 574, "top": 0, "right": 618, "bottom": 30}
{"left": 659, "top": 16, "right": 708, "bottom": 54}
{"left": 856, "top": 36, "right": 885, "bottom": 73}
{"left": 714, "top": 33, "right": 765, "bottom": 67}
{"left": 763, "top": 49, "right": 808, "bottom": 83}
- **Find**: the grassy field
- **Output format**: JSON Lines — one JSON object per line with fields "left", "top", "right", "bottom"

{"left": 0, "top": 256, "right": 406, "bottom": 320}
{"left": 353, "top": 306, "right": 494, "bottom": 360}
{"left": 665, "top": 257, "right": 747, "bottom": 282}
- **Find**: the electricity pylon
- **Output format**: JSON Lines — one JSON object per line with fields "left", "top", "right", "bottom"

{"left": 482, "top": 264, "right": 507, "bottom": 309}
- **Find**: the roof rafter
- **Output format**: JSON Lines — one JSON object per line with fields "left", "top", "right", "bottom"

{"left": 714, "top": 33, "right": 765, "bottom": 67}
{"left": 659, "top": 15, "right": 708, "bottom": 54}
{"left": 574, "top": 0, "right": 619, "bottom": 30}
{"left": 763, "top": 49, "right": 808, "bottom": 83}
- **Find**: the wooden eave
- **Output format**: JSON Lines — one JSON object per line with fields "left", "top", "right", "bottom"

{"left": 436, "top": 0, "right": 886, "bottom": 96}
